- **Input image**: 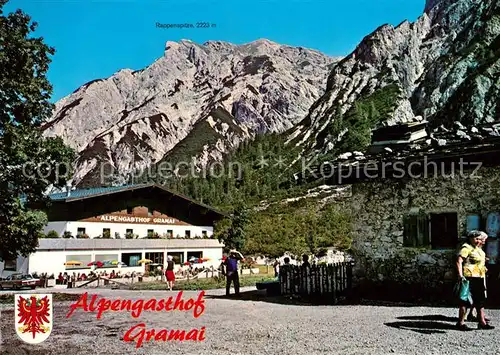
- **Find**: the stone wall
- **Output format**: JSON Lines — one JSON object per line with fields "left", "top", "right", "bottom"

{"left": 348, "top": 165, "right": 500, "bottom": 287}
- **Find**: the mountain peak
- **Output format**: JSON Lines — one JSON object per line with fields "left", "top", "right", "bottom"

{"left": 241, "top": 38, "right": 280, "bottom": 49}
{"left": 202, "top": 40, "right": 236, "bottom": 51}
{"left": 165, "top": 38, "right": 281, "bottom": 53}
{"left": 292, "top": 0, "right": 497, "bottom": 158}
{"left": 45, "top": 38, "right": 335, "bottom": 187}
{"left": 247, "top": 38, "right": 278, "bottom": 45}
{"left": 165, "top": 40, "right": 180, "bottom": 51}
{"left": 165, "top": 39, "right": 198, "bottom": 50}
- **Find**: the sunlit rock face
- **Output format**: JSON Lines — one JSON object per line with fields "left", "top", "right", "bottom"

{"left": 43, "top": 39, "right": 337, "bottom": 187}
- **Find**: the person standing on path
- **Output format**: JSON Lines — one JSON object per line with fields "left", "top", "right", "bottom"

{"left": 466, "top": 233, "right": 490, "bottom": 322}
{"left": 273, "top": 259, "right": 280, "bottom": 278}
{"left": 301, "top": 254, "right": 311, "bottom": 268}
{"left": 224, "top": 250, "right": 243, "bottom": 296}
{"left": 165, "top": 255, "right": 175, "bottom": 291}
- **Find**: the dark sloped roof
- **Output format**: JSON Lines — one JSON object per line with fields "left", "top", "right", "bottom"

{"left": 298, "top": 135, "right": 500, "bottom": 185}
{"left": 48, "top": 183, "right": 227, "bottom": 217}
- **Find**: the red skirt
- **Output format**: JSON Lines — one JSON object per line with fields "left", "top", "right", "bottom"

{"left": 166, "top": 270, "right": 175, "bottom": 281}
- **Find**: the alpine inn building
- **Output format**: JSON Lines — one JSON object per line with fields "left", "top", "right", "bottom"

{"left": 0, "top": 183, "right": 226, "bottom": 277}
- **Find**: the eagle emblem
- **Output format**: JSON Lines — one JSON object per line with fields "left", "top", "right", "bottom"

{"left": 15, "top": 294, "right": 53, "bottom": 344}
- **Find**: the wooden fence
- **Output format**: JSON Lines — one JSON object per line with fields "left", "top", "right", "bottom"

{"left": 279, "top": 262, "right": 353, "bottom": 303}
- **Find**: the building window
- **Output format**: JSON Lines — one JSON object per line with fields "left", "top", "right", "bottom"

{"left": 403, "top": 211, "right": 458, "bottom": 249}
{"left": 403, "top": 212, "right": 429, "bottom": 247}
{"left": 202, "top": 230, "right": 208, "bottom": 238}
{"left": 103, "top": 228, "right": 111, "bottom": 238}
{"left": 167, "top": 229, "right": 173, "bottom": 237}
{"left": 430, "top": 212, "right": 458, "bottom": 249}
{"left": 167, "top": 252, "right": 183, "bottom": 264}
{"left": 185, "top": 230, "right": 191, "bottom": 238}
{"left": 95, "top": 254, "right": 119, "bottom": 266}
{"left": 403, "top": 211, "right": 430, "bottom": 247}
{"left": 187, "top": 251, "right": 203, "bottom": 261}
{"left": 122, "top": 253, "right": 141, "bottom": 266}
{"left": 127, "top": 206, "right": 133, "bottom": 214}
{"left": 77, "top": 227, "right": 86, "bottom": 236}
{"left": 147, "top": 229, "right": 154, "bottom": 238}
{"left": 126, "top": 229, "right": 133, "bottom": 234}
{"left": 4, "top": 259, "right": 16, "bottom": 271}
{"left": 65, "top": 255, "right": 91, "bottom": 270}
{"left": 145, "top": 252, "right": 163, "bottom": 264}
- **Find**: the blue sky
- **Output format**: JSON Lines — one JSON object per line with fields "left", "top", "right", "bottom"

{"left": 6, "top": 0, "right": 425, "bottom": 102}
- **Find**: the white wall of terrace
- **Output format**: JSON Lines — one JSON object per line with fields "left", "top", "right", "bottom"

{"left": 43, "top": 221, "right": 213, "bottom": 239}
{"left": 12, "top": 239, "right": 223, "bottom": 277}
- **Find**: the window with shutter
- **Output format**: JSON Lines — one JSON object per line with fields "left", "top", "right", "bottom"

{"left": 403, "top": 214, "right": 417, "bottom": 247}
{"left": 403, "top": 212, "right": 430, "bottom": 247}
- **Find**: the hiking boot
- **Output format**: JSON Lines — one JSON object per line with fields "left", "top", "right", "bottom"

{"left": 456, "top": 323, "right": 473, "bottom": 331}
{"left": 478, "top": 323, "right": 495, "bottom": 330}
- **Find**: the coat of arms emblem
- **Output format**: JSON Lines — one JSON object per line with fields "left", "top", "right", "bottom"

{"left": 15, "top": 294, "right": 53, "bottom": 344}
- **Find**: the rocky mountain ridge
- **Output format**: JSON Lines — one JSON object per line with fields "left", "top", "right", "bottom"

{"left": 43, "top": 39, "right": 337, "bottom": 186}
{"left": 288, "top": 0, "right": 499, "bottom": 160}
{"left": 43, "top": 0, "right": 499, "bottom": 189}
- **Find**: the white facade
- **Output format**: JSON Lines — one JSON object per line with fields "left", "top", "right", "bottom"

{"left": 27, "top": 247, "right": 222, "bottom": 276}
{"left": 1, "top": 221, "right": 220, "bottom": 278}
{"left": 43, "top": 221, "right": 213, "bottom": 239}
{"left": 0, "top": 183, "right": 226, "bottom": 278}
{"left": 1, "top": 239, "right": 224, "bottom": 278}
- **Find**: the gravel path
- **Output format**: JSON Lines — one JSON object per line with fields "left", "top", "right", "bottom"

{"left": 1, "top": 287, "right": 499, "bottom": 355}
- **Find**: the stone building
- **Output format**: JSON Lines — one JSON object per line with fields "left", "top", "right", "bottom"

{"left": 306, "top": 134, "right": 500, "bottom": 292}
{"left": 347, "top": 163, "right": 500, "bottom": 287}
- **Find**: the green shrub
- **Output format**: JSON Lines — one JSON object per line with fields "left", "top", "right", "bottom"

{"left": 125, "top": 232, "right": 134, "bottom": 239}
{"left": 45, "top": 230, "right": 59, "bottom": 238}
